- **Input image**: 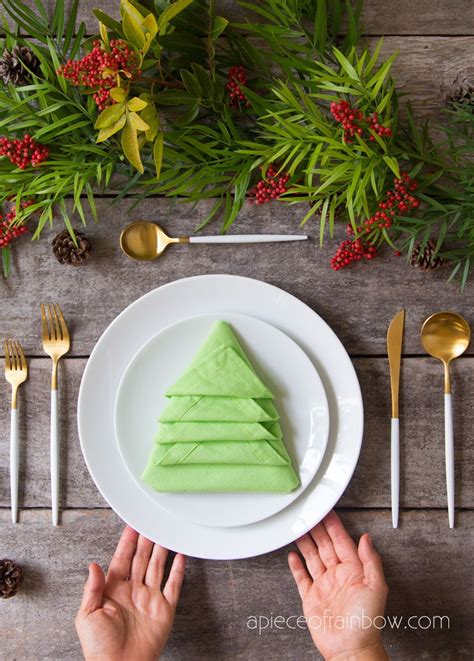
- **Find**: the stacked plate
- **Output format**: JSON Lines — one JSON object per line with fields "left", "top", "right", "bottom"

{"left": 78, "top": 275, "right": 363, "bottom": 559}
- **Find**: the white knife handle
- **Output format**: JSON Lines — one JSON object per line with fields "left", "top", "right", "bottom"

{"left": 51, "top": 390, "right": 59, "bottom": 526}
{"left": 391, "top": 418, "right": 399, "bottom": 528}
{"left": 10, "top": 408, "right": 18, "bottom": 524}
{"left": 189, "top": 234, "right": 308, "bottom": 244}
{"left": 445, "top": 394, "right": 454, "bottom": 528}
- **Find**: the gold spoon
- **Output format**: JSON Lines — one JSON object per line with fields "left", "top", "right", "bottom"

{"left": 421, "top": 311, "right": 471, "bottom": 528}
{"left": 120, "top": 220, "right": 308, "bottom": 261}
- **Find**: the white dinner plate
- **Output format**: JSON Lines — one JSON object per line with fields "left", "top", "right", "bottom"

{"left": 114, "top": 313, "right": 330, "bottom": 528}
{"left": 78, "top": 275, "right": 363, "bottom": 559}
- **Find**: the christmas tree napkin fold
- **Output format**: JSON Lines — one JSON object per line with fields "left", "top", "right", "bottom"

{"left": 159, "top": 395, "right": 278, "bottom": 422}
{"left": 155, "top": 421, "right": 282, "bottom": 443}
{"left": 141, "top": 320, "right": 300, "bottom": 494}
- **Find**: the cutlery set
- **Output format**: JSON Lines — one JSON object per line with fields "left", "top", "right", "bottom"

{"left": 387, "top": 310, "right": 470, "bottom": 529}
{"left": 3, "top": 304, "right": 69, "bottom": 525}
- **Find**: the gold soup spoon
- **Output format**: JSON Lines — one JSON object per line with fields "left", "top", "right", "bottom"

{"left": 421, "top": 311, "right": 471, "bottom": 528}
{"left": 120, "top": 220, "right": 308, "bottom": 261}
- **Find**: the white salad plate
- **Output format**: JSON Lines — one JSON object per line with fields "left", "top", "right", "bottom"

{"left": 114, "top": 312, "right": 330, "bottom": 528}
{"left": 78, "top": 275, "right": 363, "bottom": 559}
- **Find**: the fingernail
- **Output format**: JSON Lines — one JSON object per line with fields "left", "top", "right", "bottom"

{"left": 366, "top": 533, "right": 373, "bottom": 548}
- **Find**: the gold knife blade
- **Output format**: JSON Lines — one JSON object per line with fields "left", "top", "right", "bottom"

{"left": 387, "top": 310, "right": 405, "bottom": 418}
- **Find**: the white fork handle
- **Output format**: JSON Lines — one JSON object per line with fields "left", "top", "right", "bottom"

{"left": 391, "top": 418, "right": 399, "bottom": 528}
{"left": 445, "top": 394, "right": 455, "bottom": 528}
{"left": 189, "top": 234, "right": 307, "bottom": 244}
{"left": 10, "top": 408, "right": 18, "bottom": 524}
{"left": 51, "top": 390, "right": 59, "bottom": 526}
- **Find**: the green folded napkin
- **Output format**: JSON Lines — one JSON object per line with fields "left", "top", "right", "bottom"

{"left": 159, "top": 396, "right": 278, "bottom": 422}
{"left": 155, "top": 421, "right": 282, "bottom": 443}
{"left": 147, "top": 437, "right": 292, "bottom": 466}
{"left": 141, "top": 320, "right": 300, "bottom": 494}
{"left": 141, "top": 463, "right": 300, "bottom": 493}
{"left": 166, "top": 346, "right": 273, "bottom": 398}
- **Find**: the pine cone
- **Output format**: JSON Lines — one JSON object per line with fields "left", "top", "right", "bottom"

{"left": 52, "top": 229, "right": 91, "bottom": 266}
{"left": 0, "top": 46, "right": 40, "bottom": 86}
{"left": 410, "top": 239, "right": 445, "bottom": 270}
{"left": 0, "top": 559, "right": 22, "bottom": 599}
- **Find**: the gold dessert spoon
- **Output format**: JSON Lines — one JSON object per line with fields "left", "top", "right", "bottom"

{"left": 421, "top": 311, "right": 471, "bottom": 528}
{"left": 120, "top": 220, "right": 308, "bottom": 261}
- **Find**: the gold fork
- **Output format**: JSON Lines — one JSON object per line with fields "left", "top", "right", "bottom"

{"left": 41, "top": 304, "right": 70, "bottom": 526}
{"left": 4, "top": 339, "right": 28, "bottom": 524}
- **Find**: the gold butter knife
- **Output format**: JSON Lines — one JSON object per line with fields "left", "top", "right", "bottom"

{"left": 387, "top": 310, "right": 405, "bottom": 528}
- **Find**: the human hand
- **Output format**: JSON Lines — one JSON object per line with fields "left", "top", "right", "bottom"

{"left": 75, "top": 526, "right": 186, "bottom": 661}
{"left": 288, "top": 511, "right": 388, "bottom": 661}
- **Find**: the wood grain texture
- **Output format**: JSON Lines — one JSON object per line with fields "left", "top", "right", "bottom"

{"left": 0, "top": 356, "right": 472, "bottom": 509}
{"left": 0, "top": 509, "right": 472, "bottom": 660}
{"left": 18, "top": 0, "right": 474, "bottom": 36}
{"left": 1, "top": 199, "right": 473, "bottom": 356}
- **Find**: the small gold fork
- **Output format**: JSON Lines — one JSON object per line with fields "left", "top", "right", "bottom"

{"left": 4, "top": 339, "right": 28, "bottom": 524}
{"left": 41, "top": 304, "right": 70, "bottom": 526}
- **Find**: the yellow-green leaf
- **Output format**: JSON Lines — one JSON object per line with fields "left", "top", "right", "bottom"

{"left": 120, "top": 0, "right": 145, "bottom": 23}
{"left": 121, "top": 120, "right": 144, "bottom": 173}
{"left": 110, "top": 87, "right": 128, "bottom": 102}
{"left": 128, "top": 111, "right": 150, "bottom": 131}
{"left": 127, "top": 96, "right": 148, "bottom": 111}
{"left": 94, "top": 102, "right": 125, "bottom": 129}
{"left": 153, "top": 132, "right": 164, "bottom": 180}
{"left": 142, "top": 13, "right": 158, "bottom": 41}
{"left": 157, "top": 0, "right": 194, "bottom": 34}
{"left": 123, "top": 13, "right": 145, "bottom": 49}
{"left": 99, "top": 22, "right": 109, "bottom": 48}
{"left": 97, "top": 114, "right": 127, "bottom": 142}
{"left": 141, "top": 99, "right": 160, "bottom": 141}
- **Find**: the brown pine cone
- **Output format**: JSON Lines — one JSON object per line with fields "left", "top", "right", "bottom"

{"left": 0, "top": 559, "right": 22, "bottom": 599}
{"left": 0, "top": 46, "right": 40, "bottom": 86}
{"left": 410, "top": 239, "right": 445, "bottom": 270}
{"left": 52, "top": 229, "right": 91, "bottom": 266}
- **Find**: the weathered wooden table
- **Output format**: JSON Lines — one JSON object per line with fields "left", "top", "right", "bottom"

{"left": 2, "top": 2, "right": 474, "bottom": 659}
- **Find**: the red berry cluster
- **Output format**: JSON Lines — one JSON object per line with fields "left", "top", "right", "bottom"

{"left": 331, "top": 236, "right": 377, "bottom": 270}
{"left": 248, "top": 164, "right": 290, "bottom": 205}
{"left": 330, "top": 100, "right": 392, "bottom": 143}
{"left": 226, "top": 66, "right": 250, "bottom": 108}
{"left": 58, "top": 40, "right": 139, "bottom": 109}
{"left": 331, "top": 173, "right": 419, "bottom": 271}
{"left": 0, "top": 134, "right": 49, "bottom": 169}
{"left": 0, "top": 201, "right": 32, "bottom": 248}
{"left": 367, "top": 112, "right": 392, "bottom": 140}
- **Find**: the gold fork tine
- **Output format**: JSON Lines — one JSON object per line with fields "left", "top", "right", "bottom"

{"left": 46, "top": 304, "right": 57, "bottom": 341}
{"left": 15, "top": 340, "right": 27, "bottom": 372}
{"left": 4, "top": 339, "right": 10, "bottom": 370}
{"left": 51, "top": 304, "right": 62, "bottom": 341}
{"left": 10, "top": 340, "right": 17, "bottom": 370}
{"left": 55, "top": 304, "right": 69, "bottom": 341}
{"left": 41, "top": 303, "right": 49, "bottom": 342}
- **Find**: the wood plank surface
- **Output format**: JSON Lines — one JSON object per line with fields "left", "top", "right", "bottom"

{"left": 2, "top": 199, "right": 473, "bottom": 356}
{"left": 1, "top": 509, "right": 472, "bottom": 660}
{"left": 24, "top": 0, "right": 474, "bottom": 36}
{"left": 1, "top": 356, "right": 472, "bottom": 509}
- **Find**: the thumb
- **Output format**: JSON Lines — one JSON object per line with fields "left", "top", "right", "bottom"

{"left": 358, "top": 533, "right": 387, "bottom": 592}
{"left": 80, "top": 563, "right": 105, "bottom": 614}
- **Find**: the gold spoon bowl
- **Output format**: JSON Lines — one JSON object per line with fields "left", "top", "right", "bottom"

{"left": 120, "top": 221, "right": 188, "bottom": 261}
{"left": 421, "top": 312, "right": 470, "bottom": 393}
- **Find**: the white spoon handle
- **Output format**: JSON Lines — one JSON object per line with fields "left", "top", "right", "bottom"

{"left": 391, "top": 417, "right": 399, "bottom": 528}
{"left": 445, "top": 393, "right": 455, "bottom": 528}
{"left": 189, "top": 234, "right": 307, "bottom": 244}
